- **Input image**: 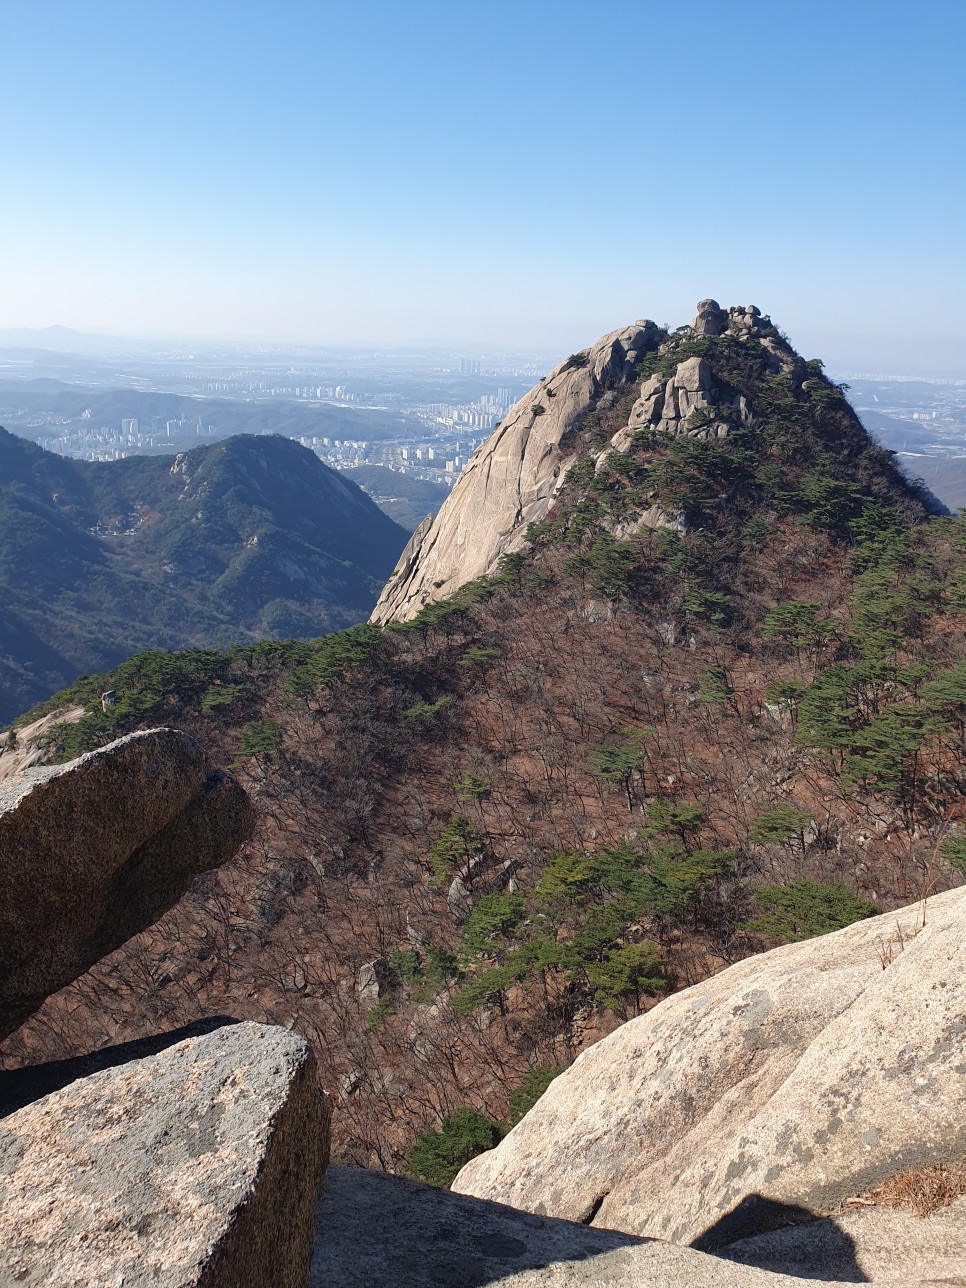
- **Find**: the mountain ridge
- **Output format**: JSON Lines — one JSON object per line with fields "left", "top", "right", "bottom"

{"left": 0, "top": 429, "right": 407, "bottom": 722}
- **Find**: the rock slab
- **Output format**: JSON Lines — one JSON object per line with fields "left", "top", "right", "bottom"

{"left": 312, "top": 1165, "right": 898, "bottom": 1287}
{"left": 0, "top": 1021, "right": 330, "bottom": 1287}
{"left": 370, "top": 303, "right": 795, "bottom": 626}
{"left": 454, "top": 888, "right": 966, "bottom": 1248}
{"left": 0, "top": 728, "right": 254, "bottom": 1040}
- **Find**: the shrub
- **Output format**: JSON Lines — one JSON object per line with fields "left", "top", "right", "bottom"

{"left": 743, "top": 879, "right": 879, "bottom": 943}
{"left": 428, "top": 815, "right": 484, "bottom": 886}
{"left": 762, "top": 601, "right": 830, "bottom": 650}
{"left": 454, "top": 772, "right": 490, "bottom": 803}
{"left": 458, "top": 892, "right": 526, "bottom": 963}
{"left": 585, "top": 941, "right": 665, "bottom": 1011}
{"left": 238, "top": 718, "right": 281, "bottom": 757}
{"left": 459, "top": 647, "right": 502, "bottom": 669}
{"left": 699, "top": 666, "right": 734, "bottom": 707}
{"left": 405, "top": 695, "right": 452, "bottom": 720}
{"left": 940, "top": 837, "right": 966, "bottom": 874}
{"left": 405, "top": 1109, "right": 505, "bottom": 1187}
{"left": 748, "top": 805, "right": 812, "bottom": 848}
{"left": 201, "top": 683, "right": 242, "bottom": 712}
{"left": 388, "top": 949, "right": 421, "bottom": 982}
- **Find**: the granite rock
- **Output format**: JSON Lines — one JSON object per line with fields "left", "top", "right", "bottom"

{"left": 370, "top": 321, "right": 664, "bottom": 624}
{"left": 692, "top": 298, "right": 728, "bottom": 336}
{"left": 0, "top": 728, "right": 254, "bottom": 1040}
{"left": 0, "top": 1020, "right": 330, "bottom": 1288}
{"left": 626, "top": 354, "right": 749, "bottom": 441}
{"left": 312, "top": 1164, "right": 922, "bottom": 1287}
{"left": 454, "top": 888, "right": 966, "bottom": 1247}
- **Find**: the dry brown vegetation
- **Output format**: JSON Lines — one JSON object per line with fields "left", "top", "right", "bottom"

{"left": 866, "top": 1165, "right": 966, "bottom": 1217}
{"left": 4, "top": 329, "right": 965, "bottom": 1174}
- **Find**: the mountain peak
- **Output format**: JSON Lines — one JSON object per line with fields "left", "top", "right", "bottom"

{"left": 372, "top": 304, "right": 932, "bottom": 626}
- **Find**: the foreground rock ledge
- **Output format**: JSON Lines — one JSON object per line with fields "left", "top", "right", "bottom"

{"left": 0, "top": 1021, "right": 330, "bottom": 1288}
{"left": 0, "top": 728, "right": 254, "bottom": 1040}
{"left": 312, "top": 1165, "right": 888, "bottom": 1288}
{"left": 455, "top": 887, "right": 966, "bottom": 1246}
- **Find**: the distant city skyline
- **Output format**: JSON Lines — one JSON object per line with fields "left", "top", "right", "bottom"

{"left": 2, "top": 1, "right": 964, "bottom": 375}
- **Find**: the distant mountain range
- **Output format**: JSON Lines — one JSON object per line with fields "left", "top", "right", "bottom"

{"left": 0, "top": 428, "right": 407, "bottom": 722}
{"left": 0, "top": 326, "right": 142, "bottom": 356}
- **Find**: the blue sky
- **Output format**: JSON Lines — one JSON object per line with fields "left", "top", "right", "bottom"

{"left": 2, "top": 0, "right": 964, "bottom": 371}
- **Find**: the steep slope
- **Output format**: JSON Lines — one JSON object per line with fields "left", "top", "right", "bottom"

{"left": 4, "top": 304, "right": 963, "bottom": 1184}
{"left": 0, "top": 431, "right": 407, "bottom": 722}
{"left": 371, "top": 320, "right": 664, "bottom": 622}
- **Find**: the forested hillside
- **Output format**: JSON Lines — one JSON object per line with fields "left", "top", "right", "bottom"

{"left": 0, "top": 430, "right": 406, "bottom": 721}
{"left": 5, "top": 315, "right": 965, "bottom": 1180}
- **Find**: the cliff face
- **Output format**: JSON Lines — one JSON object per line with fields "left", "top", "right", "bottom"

{"left": 371, "top": 321, "right": 664, "bottom": 624}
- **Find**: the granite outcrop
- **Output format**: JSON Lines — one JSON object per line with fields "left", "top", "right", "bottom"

{"left": 370, "top": 321, "right": 664, "bottom": 623}
{"left": 0, "top": 1021, "right": 329, "bottom": 1288}
{"left": 371, "top": 302, "right": 798, "bottom": 625}
{"left": 0, "top": 728, "right": 254, "bottom": 1041}
{"left": 454, "top": 887, "right": 966, "bottom": 1247}
{"left": 313, "top": 1164, "right": 966, "bottom": 1287}
{"left": 0, "top": 728, "right": 333, "bottom": 1287}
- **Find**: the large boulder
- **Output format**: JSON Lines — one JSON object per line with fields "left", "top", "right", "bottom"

{"left": 0, "top": 1020, "right": 329, "bottom": 1287}
{"left": 692, "top": 298, "right": 728, "bottom": 336}
{"left": 370, "top": 321, "right": 664, "bottom": 624}
{"left": 0, "top": 729, "right": 254, "bottom": 1040}
{"left": 454, "top": 887, "right": 966, "bottom": 1247}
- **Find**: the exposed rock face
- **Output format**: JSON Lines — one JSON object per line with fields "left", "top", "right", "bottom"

{"left": 0, "top": 706, "right": 85, "bottom": 781}
{"left": 721, "top": 1198, "right": 966, "bottom": 1286}
{"left": 454, "top": 887, "right": 966, "bottom": 1247}
{"left": 692, "top": 298, "right": 728, "bottom": 336}
{"left": 371, "top": 321, "right": 664, "bottom": 624}
{"left": 0, "top": 728, "right": 254, "bottom": 1040}
{"left": 313, "top": 1165, "right": 923, "bottom": 1287}
{"left": 626, "top": 355, "right": 751, "bottom": 440}
{"left": 0, "top": 1021, "right": 329, "bottom": 1288}
{"left": 357, "top": 958, "right": 396, "bottom": 1006}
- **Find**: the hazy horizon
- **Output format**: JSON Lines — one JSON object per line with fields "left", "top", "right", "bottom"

{"left": 3, "top": 2, "right": 964, "bottom": 376}
{"left": 1, "top": 319, "right": 963, "bottom": 383}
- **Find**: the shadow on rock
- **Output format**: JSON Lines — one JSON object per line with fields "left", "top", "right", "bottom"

{"left": 313, "top": 1165, "right": 647, "bottom": 1287}
{"left": 0, "top": 1015, "right": 239, "bottom": 1117}
{"left": 695, "top": 1194, "right": 869, "bottom": 1283}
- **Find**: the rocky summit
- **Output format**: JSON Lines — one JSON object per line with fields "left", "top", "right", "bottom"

{"left": 371, "top": 302, "right": 823, "bottom": 625}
